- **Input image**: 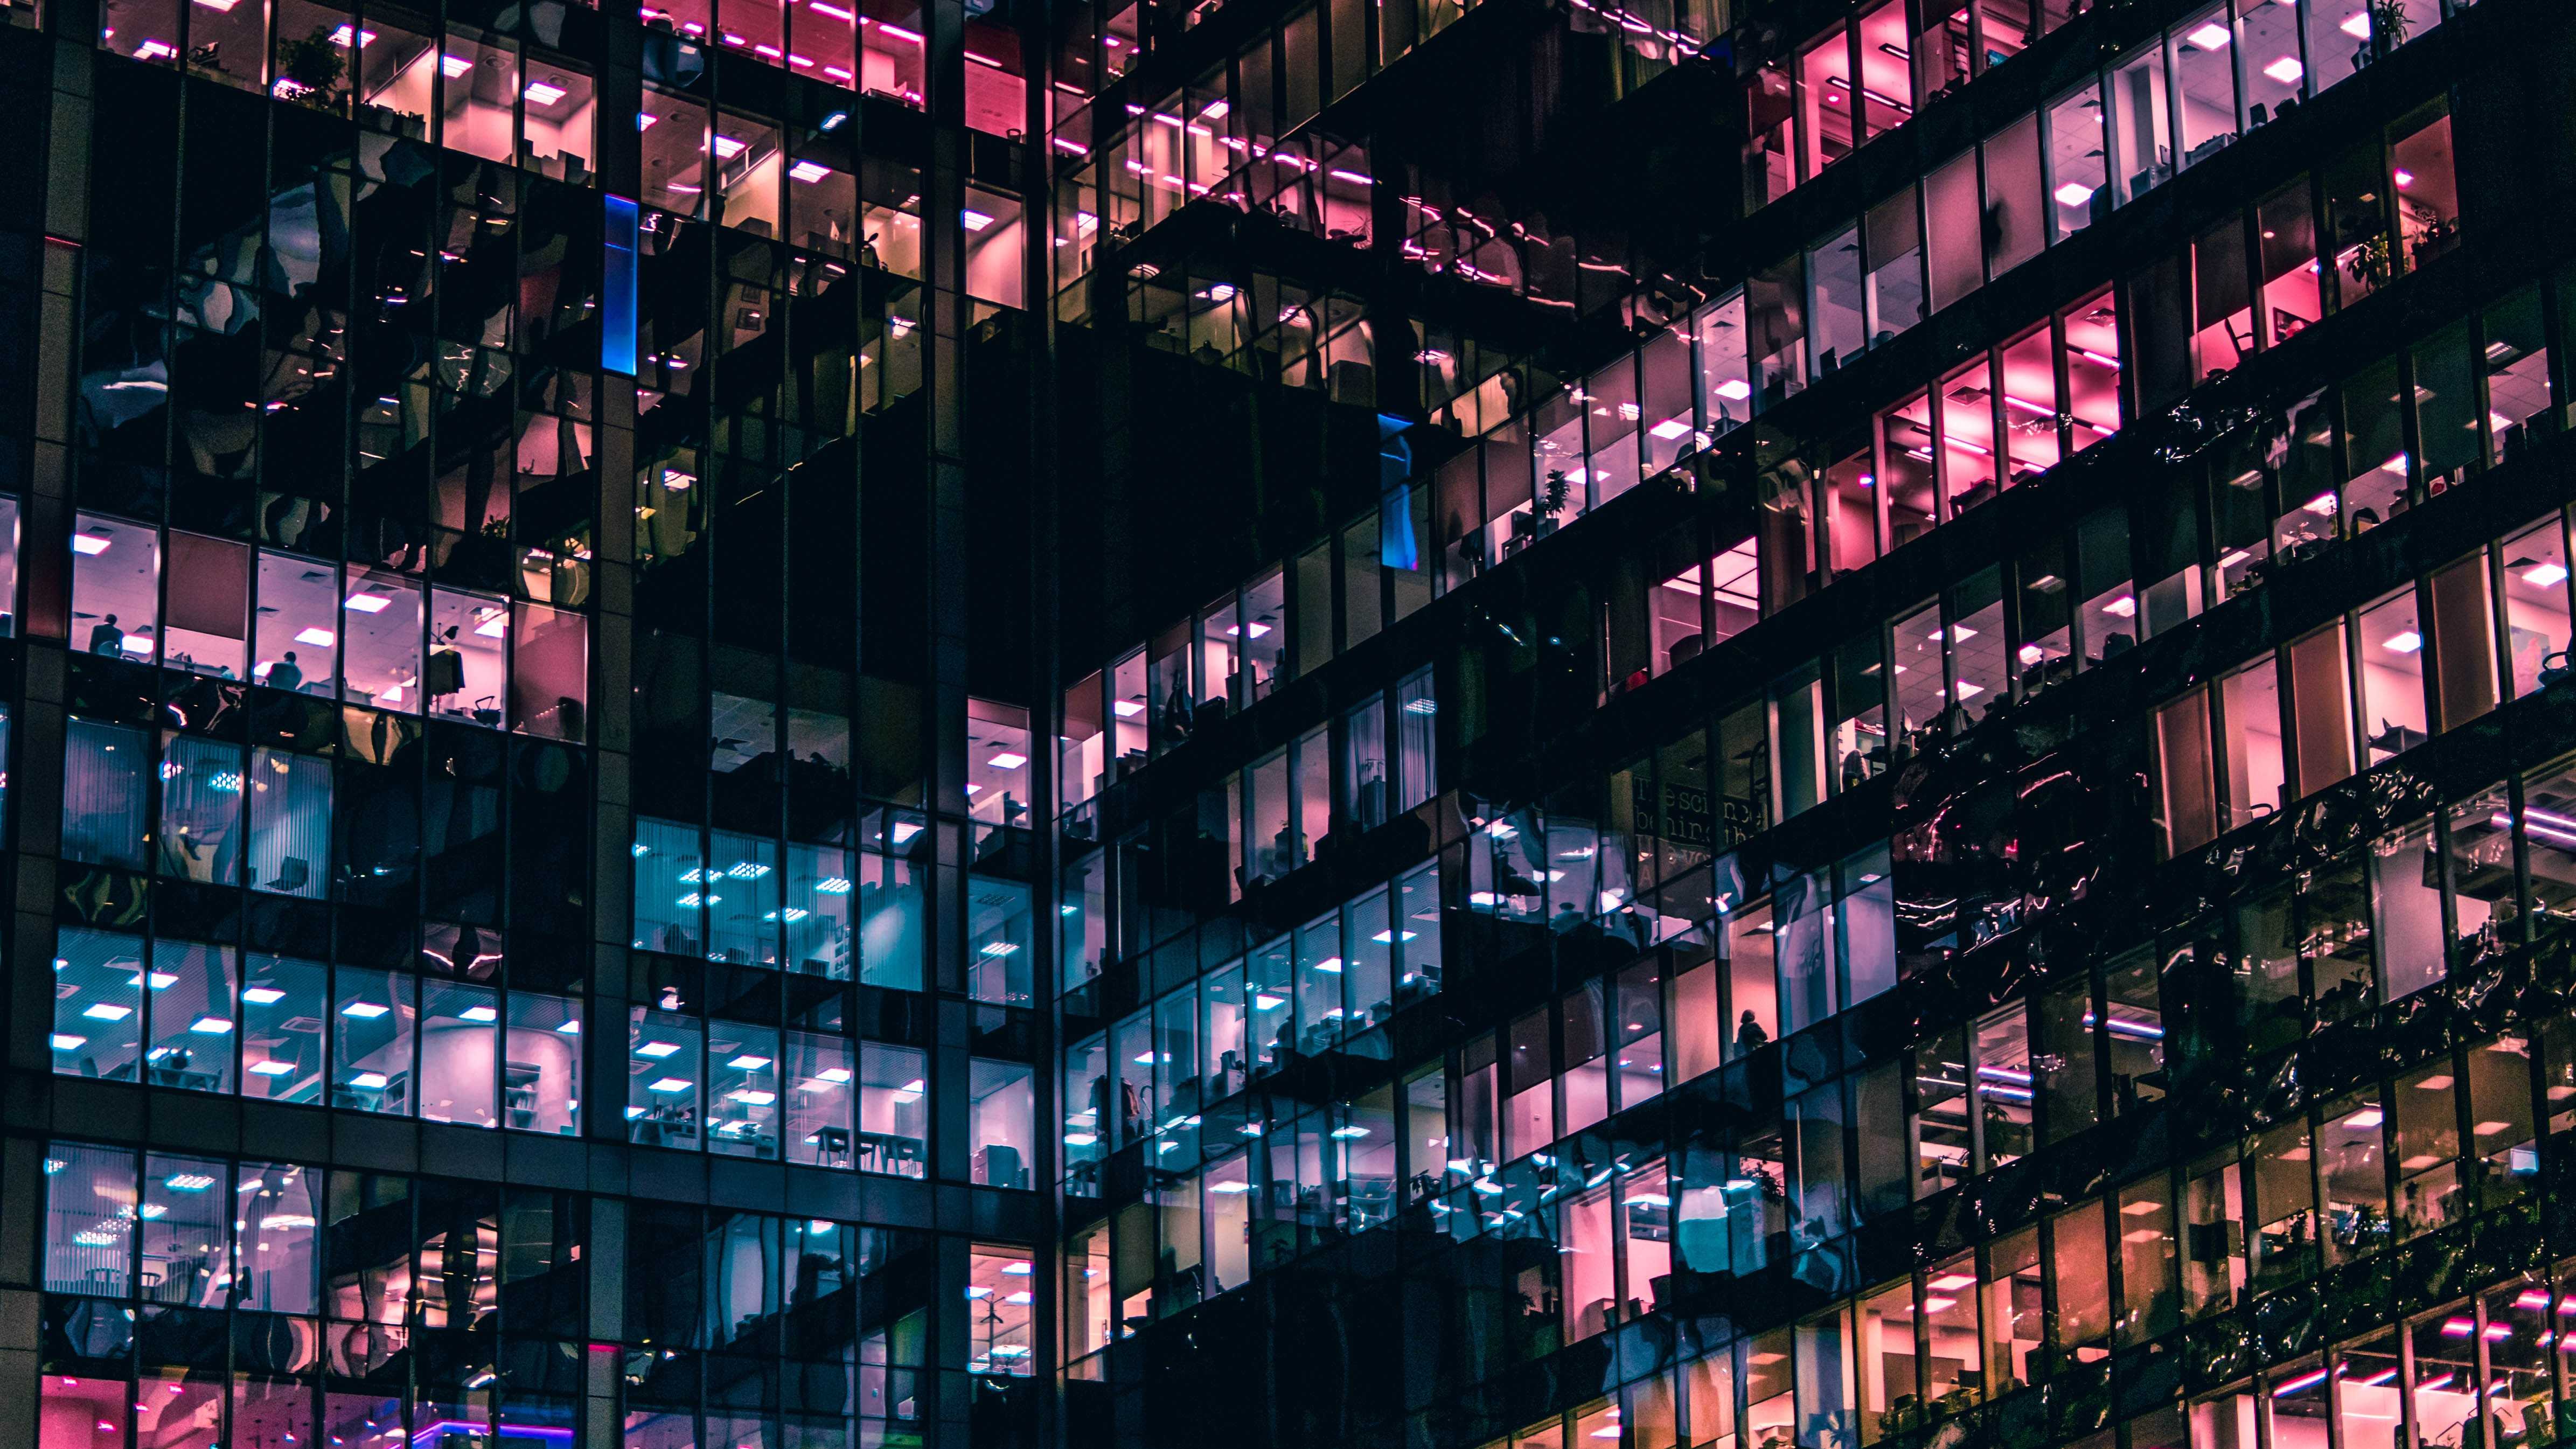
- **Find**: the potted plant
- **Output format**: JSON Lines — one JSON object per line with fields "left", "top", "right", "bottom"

{"left": 2342, "top": 232, "right": 2395, "bottom": 291}
{"left": 2354, "top": 0, "right": 2409, "bottom": 67}
{"left": 276, "top": 28, "right": 345, "bottom": 108}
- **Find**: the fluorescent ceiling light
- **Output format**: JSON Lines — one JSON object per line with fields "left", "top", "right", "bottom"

{"left": 525, "top": 81, "right": 568, "bottom": 104}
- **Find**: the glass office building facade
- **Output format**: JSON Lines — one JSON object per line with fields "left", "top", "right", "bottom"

{"left": 0, "top": 0, "right": 2572, "bottom": 1444}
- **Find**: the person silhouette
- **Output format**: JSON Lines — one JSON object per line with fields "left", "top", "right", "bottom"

{"left": 1735, "top": 1009, "right": 1769, "bottom": 1053}
{"left": 88, "top": 612, "right": 125, "bottom": 656}
{"left": 268, "top": 650, "right": 304, "bottom": 692}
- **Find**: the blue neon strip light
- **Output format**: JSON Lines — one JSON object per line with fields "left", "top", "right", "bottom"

{"left": 602, "top": 195, "right": 639, "bottom": 376}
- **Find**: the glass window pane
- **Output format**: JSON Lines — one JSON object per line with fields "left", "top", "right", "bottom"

{"left": 1345, "top": 888, "right": 1394, "bottom": 1031}
{"left": 966, "top": 871, "right": 1033, "bottom": 1004}
{"left": 45, "top": 1142, "right": 136, "bottom": 1295}
{"left": 74, "top": 515, "right": 159, "bottom": 662}
{"left": 144, "top": 939, "right": 238, "bottom": 1095}
{"left": 510, "top": 600, "right": 589, "bottom": 739}
{"left": 1396, "top": 671, "right": 1437, "bottom": 812}
{"left": 786, "top": 1029, "right": 857, "bottom": 1168}
{"left": 241, "top": 953, "right": 326, "bottom": 1104}
{"left": 2221, "top": 656, "right": 2287, "bottom": 828}
{"left": 2370, "top": 821, "right": 2445, "bottom": 1001}
{"left": 859, "top": 1042, "right": 929, "bottom": 1176}
{"left": 971, "top": 1058, "right": 1035, "bottom": 1188}
{"left": 332, "top": 969, "right": 416, "bottom": 1114}
{"left": 707, "top": 1021, "right": 783, "bottom": 1158}
{"left": 707, "top": 829, "right": 781, "bottom": 967}
{"left": 629, "top": 1006, "right": 704, "bottom": 1148}
{"left": 785, "top": 842, "right": 855, "bottom": 977}
{"left": 1397, "top": 861, "right": 1443, "bottom": 1003}
{"left": 163, "top": 532, "right": 250, "bottom": 679}
{"left": 1878, "top": 395, "right": 1937, "bottom": 551}
{"left": 2168, "top": 8, "right": 2237, "bottom": 169}
{"left": 141, "top": 1152, "right": 232, "bottom": 1306}
{"left": 246, "top": 748, "right": 330, "bottom": 897}
{"left": 502, "top": 991, "right": 581, "bottom": 1135}
{"left": 2045, "top": 81, "right": 2107, "bottom": 242}
{"left": 64, "top": 717, "right": 152, "bottom": 872}
{"left": 1808, "top": 226, "right": 1867, "bottom": 377}
{"left": 2236, "top": 0, "right": 2304, "bottom": 122}
{"left": 857, "top": 834, "right": 924, "bottom": 990}
{"left": 428, "top": 588, "right": 510, "bottom": 727}
{"left": 632, "top": 817, "right": 706, "bottom": 956}
{"left": 2502, "top": 521, "right": 2571, "bottom": 699}
{"left": 2108, "top": 41, "right": 2173, "bottom": 205}
{"left": 342, "top": 570, "right": 424, "bottom": 712}
{"left": 53, "top": 928, "right": 146, "bottom": 1082}
{"left": 1983, "top": 115, "right": 2045, "bottom": 277}
{"left": 237, "top": 1162, "right": 319, "bottom": 1313}
{"left": 2391, "top": 105, "right": 2459, "bottom": 274}
{"left": 2256, "top": 181, "right": 2322, "bottom": 349}
{"left": 1797, "top": 28, "right": 1855, "bottom": 178}
{"left": 416, "top": 980, "right": 499, "bottom": 1128}
{"left": 159, "top": 735, "right": 246, "bottom": 886}
{"left": 2357, "top": 587, "right": 2428, "bottom": 763}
